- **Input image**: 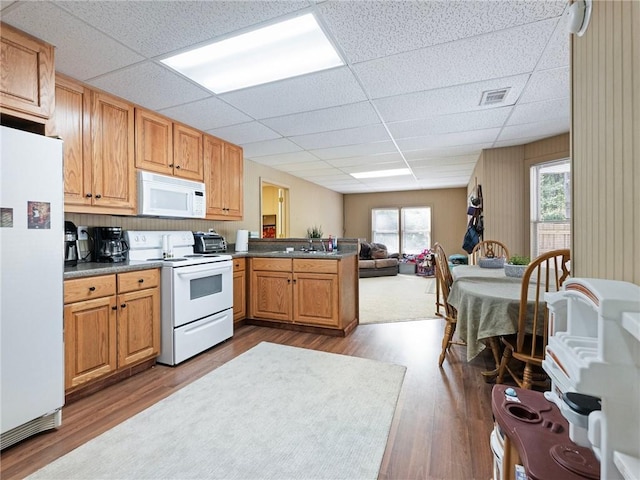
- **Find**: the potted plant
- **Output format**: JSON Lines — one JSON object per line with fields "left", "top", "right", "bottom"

{"left": 504, "top": 255, "right": 530, "bottom": 278}
{"left": 306, "top": 225, "right": 323, "bottom": 239}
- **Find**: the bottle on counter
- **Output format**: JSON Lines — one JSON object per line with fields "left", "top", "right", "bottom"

{"left": 328, "top": 235, "right": 333, "bottom": 252}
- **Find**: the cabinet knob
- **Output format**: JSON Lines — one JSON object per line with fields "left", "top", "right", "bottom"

{"left": 95, "top": 194, "right": 102, "bottom": 199}
{"left": 175, "top": 165, "right": 181, "bottom": 169}
{"left": 85, "top": 193, "right": 92, "bottom": 198}
{"left": 121, "top": 303, "right": 126, "bottom": 309}
{"left": 287, "top": 278, "right": 291, "bottom": 284}
{"left": 138, "top": 279, "right": 144, "bottom": 283}
{"left": 89, "top": 286, "right": 96, "bottom": 291}
{"left": 112, "top": 305, "right": 118, "bottom": 310}
{"left": 169, "top": 163, "right": 174, "bottom": 167}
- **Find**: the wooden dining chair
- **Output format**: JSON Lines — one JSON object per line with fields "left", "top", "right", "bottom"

{"left": 433, "top": 243, "right": 465, "bottom": 366}
{"left": 496, "top": 249, "right": 571, "bottom": 389}
{"left": 469, "top": 240, "right": 510, "bottom": 265}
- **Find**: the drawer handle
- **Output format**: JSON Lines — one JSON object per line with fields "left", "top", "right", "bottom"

{"left": 138, "top": 278, "right": 144, "bottom": 283}
{"left": 121, "top": 303, "right": 126, "bottom": 309}
{"left": 89, "top": 286, "right": 96, "bottom": 291}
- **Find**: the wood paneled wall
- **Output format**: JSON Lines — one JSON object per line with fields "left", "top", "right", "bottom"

{"left": 572, "top": 0, "right": 639, "bottom": 284}
{"left": 342, "top": 188, "right": 468, "bottom": 255}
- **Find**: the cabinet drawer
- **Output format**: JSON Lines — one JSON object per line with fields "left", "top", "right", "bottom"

{"left": 233, "top": 257, "right": 246, "bottom": 271}
{"left": 293, "top": 259, "right": 338, "bottom": 274}
{"left": 118, "top": 269, "right": 160, "bottom": 293}
{"left": 251, "top": 257, "right": 291, "bottom": 272}
{"left": 64, "top": 275, "right": 116, "bottom": 304}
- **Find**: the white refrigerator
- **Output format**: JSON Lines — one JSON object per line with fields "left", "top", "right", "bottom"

{"left": 1, "top": 126, "right": 65, "bottom": 449}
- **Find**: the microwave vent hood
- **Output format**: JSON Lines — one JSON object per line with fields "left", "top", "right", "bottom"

{"left": 138, "top": 170, "right": 206, "bottom": 219}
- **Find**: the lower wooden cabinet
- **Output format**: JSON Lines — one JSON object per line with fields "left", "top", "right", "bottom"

{"left": 232, "top": 257, "right": 246, "bottom": 323}
{"left": 248, "top": 256, "right": 357, "bottom": 331}
{"left": 63, "top": 269, "right": 160, "bottom": 392}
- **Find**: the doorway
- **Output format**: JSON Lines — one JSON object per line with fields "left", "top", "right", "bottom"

{"left": 260, "top": 179, "right": 290, "bottom": 238}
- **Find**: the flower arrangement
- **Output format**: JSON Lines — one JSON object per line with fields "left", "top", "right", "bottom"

{"left": 306, "top": 225, "right": 323, "bottom": 238}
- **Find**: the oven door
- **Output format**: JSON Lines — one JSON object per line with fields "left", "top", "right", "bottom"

{"left": 171, "top": 260, "right": 233, "bottom": 327}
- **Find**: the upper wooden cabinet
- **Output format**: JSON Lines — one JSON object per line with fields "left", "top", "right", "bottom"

{"left": 134, "top": 108, "right": 173, "bottom": 175}
{"left": 0, "top": 23, "right": 54, "bottom": 123}
{"left": 204, "top": 134, "right": 244, "bottom": 220}
{"left": 55, "top": 75, "right": 136, "bottom": 214}
{"left": 173, "top": 123, "right": 204, "bottom": 181}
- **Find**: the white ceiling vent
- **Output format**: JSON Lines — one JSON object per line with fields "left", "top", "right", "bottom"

{"left": 480, "top": 88, "right": 510, "bottom": 106}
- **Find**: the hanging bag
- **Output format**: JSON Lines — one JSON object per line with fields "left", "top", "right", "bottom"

{"left": 462, "top": 211, "right": 481, "bottom": 253}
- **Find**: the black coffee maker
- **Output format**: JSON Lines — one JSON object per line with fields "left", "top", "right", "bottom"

{"left": 93, "top": 226, "right": 129, "bottom": 263}
{"left": 64, "top": 221, "right": 78, "bottom": 267}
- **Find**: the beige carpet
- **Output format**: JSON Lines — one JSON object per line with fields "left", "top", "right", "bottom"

{"left": 359, "top": 274, "right": 440, "bottom": 325}
{"left": 27, "top": 342, "right": 406, "bottom": 480}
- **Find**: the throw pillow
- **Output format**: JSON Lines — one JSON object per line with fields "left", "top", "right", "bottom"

{"left": 370, "top": 243, "right": 388, "bottom": 259}
{"left": 359, "top": 242, "right": 371, "bottom": 260}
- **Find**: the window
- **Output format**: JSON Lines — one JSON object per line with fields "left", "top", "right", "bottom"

{"left": 372, "top": 207, "right": 431, "bottom": 254}
{"left": 530, "top": 159, "right": 571, "bottom": 257}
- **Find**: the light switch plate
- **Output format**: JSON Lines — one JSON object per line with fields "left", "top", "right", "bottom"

{"left": 77, "top": 226, "right": 89, "bottom": 240}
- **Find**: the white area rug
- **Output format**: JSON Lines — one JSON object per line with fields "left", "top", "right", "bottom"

{"left": 28, "top": 342, "right": 406, "bottom": 480}
{"left": 359, "top": 274, "right": 439, "bottom": 325}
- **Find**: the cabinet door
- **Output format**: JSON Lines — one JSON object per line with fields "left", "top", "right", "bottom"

{"left": 203, "top": 134, "right": 225, "bottom": 217}
{"left": 135, "top": 108, "right": 173, "bottom": 175}
{"left": 0, "top": 23, "right": 54, "bottom": 120}
{"left": 250, "top": 270, "right": 292, "bottom": 321}
{"left": 117, "top": 286, "right": 160, "bottom": 367}
{"left": 233, "top": 259, "right": 246, "bottom": 322}
{"left": 64, "top": 296, "right": 117, "bottom": 390}
{"left": 224, "top": 142, "right": 243, "bottom": 219}
{"left": 293, "top": 273, "right": 339, "bottom": 327}
{"left": 173, "top": 123, "right": 203, "bottom": 181}
{"left": 91, "top": 91, "right": 136, "bottom": 211}
{"left": 55, "top": 75, "right": 91, "bottom": 207}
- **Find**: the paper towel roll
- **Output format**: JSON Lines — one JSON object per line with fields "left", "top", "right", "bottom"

{"left": 235, "top": 229, "right": 249, "bottom": 252}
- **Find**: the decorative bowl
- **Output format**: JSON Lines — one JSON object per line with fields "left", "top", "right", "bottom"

{"left": 504, "top": 263, "right": 528, "bottom": 278}
{"left": 478, "top": 257, "right": 505, "bottom": 269}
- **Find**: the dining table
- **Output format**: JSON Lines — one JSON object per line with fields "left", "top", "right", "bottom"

{"left": 447, "top": 264, "right": 546, "bottom": 363}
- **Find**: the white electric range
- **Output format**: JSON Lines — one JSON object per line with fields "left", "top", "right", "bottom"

{"left": 126, "top": 231, "right": 233, "bottom": 365}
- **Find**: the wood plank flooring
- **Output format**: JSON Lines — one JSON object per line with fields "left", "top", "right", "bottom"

{"left": 1, "top": 320, "right": 497, "bottom": 480}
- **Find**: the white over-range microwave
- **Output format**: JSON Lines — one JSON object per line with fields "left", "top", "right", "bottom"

{"left": 138, "top": 170, "right": 206, "bottom": 218}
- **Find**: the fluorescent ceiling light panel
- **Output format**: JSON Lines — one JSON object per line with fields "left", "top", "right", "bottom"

{"left": 351, "top": 168, "right": 412, "bottom": 179}
{"left": 161, "top": 13, "right": 343, "bottom": 94}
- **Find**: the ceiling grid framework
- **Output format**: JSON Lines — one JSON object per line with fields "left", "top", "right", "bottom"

{"left": 1, "top": 0, "right": 571, "bottom": 193}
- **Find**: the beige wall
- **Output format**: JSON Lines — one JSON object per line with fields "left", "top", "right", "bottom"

{"left": 571, "top": 0, "right": 639, "bottom": 284}
{"left": 468, "top": 134, "right": 570, "bottom": 258}
{"left": 343, "top": 188, "right": 468, "bottom": 256}
{"left": 67, "top": 158, "right": 344, "bottom": 245}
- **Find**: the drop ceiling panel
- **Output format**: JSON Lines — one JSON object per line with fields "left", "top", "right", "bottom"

{"left": 247, "top": 151, "right": 319, "bottom": 166}
{"left": 374, "top": 74, "right": 530, "bottom": 123}
{"left": 158, "top": 98, "right": 252, "bottom": 131}
{"left": 343, "top": 161, "right": 408, "bottom": 175}
{"left": 497, "top": 117, "right": 570, "bottom": 143}
{"left": 220, "top": 67, "right": 368, "bottom": 119}
{"left": 507, "top": 97, "right": 570, "bottom": 126}
{"left": 536, "top": 10, "right": 570, "bottom": 70}
{"left": 242, "top": 138, "right": 303, "bottom": 158}
{"left": 310, "top": 141, "right": 398, "bottom": 160}
{"left": 518, "top": 67, "right": 570, "bottom": 104}
{"left": 387, "top": 108, "right": 512, "bottom": 138}
{"left": 207, "top": 122, "right": 281, "bottom": 145}
{"left": 2, "top": 2, "right": 143, "bottom": 81}
{"left": 274, "top": 161, "right": 334, "bottom": 173}
{"left": 403, "top": 144, "right": 492, "bottom": 159}
{"left": 354, "top": 19, "right": 557, "bottom": 99}
{"left": 261, "top": 102, "right": 380, "bottom": 137}
{"left": 320, "top": 0, "right": 566, "bottom": 64}
{"left": 407, "top": 155, "right": 480, "bottom": 169}
{"left": 396, "top": 128, "right": 502, "bottom": 151}
{"left": 290, "top": 124, "right": 391, "bottom": 150}
{"left": 89, "top": 62, "right": 211, "bottom": 111}
{"left": 325, "top": 152, "right": 403, "bottom": 168}
{"left": 55, "top": 0, "right": 312, "bottom": 57}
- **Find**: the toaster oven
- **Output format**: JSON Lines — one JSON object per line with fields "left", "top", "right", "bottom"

{"left": 193, "top": 231, "right": 227, "bottom": 253}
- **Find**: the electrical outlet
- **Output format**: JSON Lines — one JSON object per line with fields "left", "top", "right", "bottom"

{"left": 77, "top": 226, "right": 89, "bottom": 240}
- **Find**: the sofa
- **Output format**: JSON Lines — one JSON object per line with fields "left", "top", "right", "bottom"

{"left": 358, "top": 242, "right": 399, "bottom": 278}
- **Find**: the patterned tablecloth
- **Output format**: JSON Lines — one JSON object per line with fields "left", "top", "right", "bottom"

{"left": 447, "top": 266, "right": 542, "bottom": 360}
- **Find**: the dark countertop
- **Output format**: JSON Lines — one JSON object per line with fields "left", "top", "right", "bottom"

{"left": 64, "top": 261, "right": 164, "bottom": 279}
{"left": 64, "top": 251, "right": 357, "bottom": 279}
